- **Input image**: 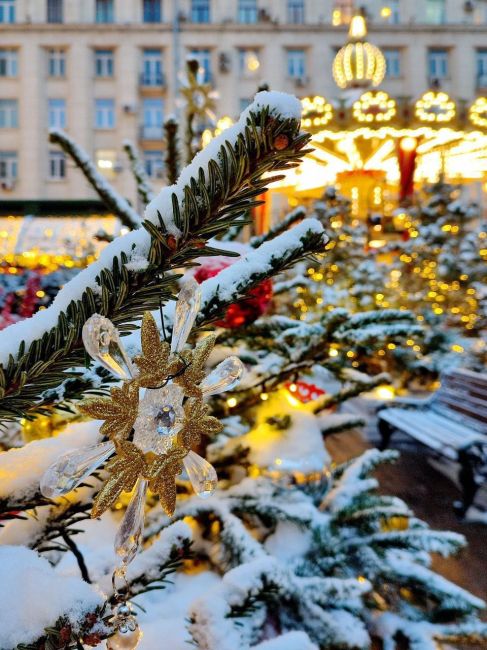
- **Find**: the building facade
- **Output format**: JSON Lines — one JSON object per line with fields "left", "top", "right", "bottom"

{"left": 1, "top": 0, "right": 487, "bottom": 209}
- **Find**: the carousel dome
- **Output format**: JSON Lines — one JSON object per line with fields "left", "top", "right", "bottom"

{"left": 333, "top": 15, "right": 386, "bottom": 90}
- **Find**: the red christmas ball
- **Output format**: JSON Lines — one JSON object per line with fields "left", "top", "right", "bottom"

{"left": 194, "top": 258, "right": 273, "bottom": 328}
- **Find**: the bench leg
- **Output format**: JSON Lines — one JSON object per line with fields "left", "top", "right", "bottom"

{"left": 454, "top": 448, "right": 480, "bottom": 518}
{"left": 378, "top": 418, "right": 394, "bottom": 450}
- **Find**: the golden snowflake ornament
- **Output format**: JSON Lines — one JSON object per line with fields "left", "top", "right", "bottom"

{"left": 40, "top": 279, "right": 244, "bottom": 565}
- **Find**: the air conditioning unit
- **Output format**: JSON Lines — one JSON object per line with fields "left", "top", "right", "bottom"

{"left": 123, "top": 103, "right": 138, "bottom": 114}
{"left": 294, "top": 76, "right": 308, "bottom": 88}
{"left": 113, "top": 161, "right": 124, "bottom": 173}
{"left": 219, "top": 52, "right": 231, "bottom": 74}
{"left": 155, "top": 168, "right": 165, "bottom": 179}
{"left": 1, "top": 179, "right": 16, "bottom": 191}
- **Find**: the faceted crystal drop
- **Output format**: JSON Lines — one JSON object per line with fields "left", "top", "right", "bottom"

{"left": 114, "top": 479, "right": 147, "bottom": 566}
{"left": 40, "top": 441, "right": 115, "bottom": 498}
{"left": 183, "top": 451, "right": 218, "bottom": 498}
{"left": 82, "top": 314, "right": 135, "bottom": 380}
{"left": 200, "top": 356, "right": 244, "bottom": 397}
{"left": 170, "top": 278, "right": 202, "bottom": 353}
{"left": 132, "top": 384, "right": 185, "bottom": 454}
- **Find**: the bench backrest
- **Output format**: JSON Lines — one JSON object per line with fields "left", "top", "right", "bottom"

{"left": 431, "top": 369, "right": 487, "bottom": 436}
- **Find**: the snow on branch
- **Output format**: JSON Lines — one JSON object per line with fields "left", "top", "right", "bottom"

{"left": 250, "top": 206, "right": 307, "bottom": 248}
{"left": 0, "top": 545, "right": 104, "bottom": 650}
{"left": 49, "top": 129, "right": 142, "bottom": 230}
{"left": 0, "top": 421, "right": 100, "bottom": 511}
{"left": 198, "top": 218, "right": 327, "bottom": 324}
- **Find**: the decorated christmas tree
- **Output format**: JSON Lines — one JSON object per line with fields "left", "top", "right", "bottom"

{"left": 0, "top": 93, "right": 486, "bottom": 650}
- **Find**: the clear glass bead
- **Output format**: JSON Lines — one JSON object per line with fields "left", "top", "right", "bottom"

{"left": 40, "top": 441, "right": 115, "bottom": 498}
{"left": 183, "top": 450, "right": 217, "bottom": 498}
{"left": 200, "top": 356, "right": 244, "bottom": 397}
{"left": 106, "top": 621, "right": 142, "bottom": 650}
{"left": 170, "top": 278, "right": 202, "bottom": 354}
{"left": 114, "top": 479, "right": 147, "bottom": 566}
{"left": 82, "top": 314, "right": 135, "bottom": 380}
{"left": 132, "top": 384, "right": 184, "bottom": 454}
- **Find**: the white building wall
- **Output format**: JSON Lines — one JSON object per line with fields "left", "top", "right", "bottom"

{"left": 1, "top": 0, "right": 486, "bottom": 206}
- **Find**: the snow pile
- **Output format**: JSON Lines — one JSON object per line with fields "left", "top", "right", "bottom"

{"left": 254, "top": 632, "right": 318, "bottom": 650}
{"left": 0, "top": 546, "right": 103, "bottom": 649}
{"left": 0, "top": 420, "right": 101, "bottom": 502}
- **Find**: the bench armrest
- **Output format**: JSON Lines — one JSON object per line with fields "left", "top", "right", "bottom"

{"left": 376, "top": 395, "right": 433, "bottom": 413}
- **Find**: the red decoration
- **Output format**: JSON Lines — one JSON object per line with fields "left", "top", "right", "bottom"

{"left": 398, "top": 137, "right": 418, "bottom": 203}
{"left": 274, "top": 134, "right": 289, "bottom": 150}
{"left": 194, "top": 258, "right": 273, "bottom": 328}
{"left": 285, "top": 380, "right": 326, "bottom": 403}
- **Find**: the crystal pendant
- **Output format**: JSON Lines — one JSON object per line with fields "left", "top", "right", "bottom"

{"left": 107, "top": 618, "right": 142, "bottom": 650}
{"left": 40, "top": 441, "right": 115, "bottom": 498}
{"left": 170, "top": 278, "right": 202, "bottom": 354}
{"left": 114, "top": 479, "right": 147, "bottom": 566}
{"left": 183, "top": 451, "right": 217, "bottom": 498}
{"left": 200, "top": 356, "right": 244, "bottom": 397}
{"left": 132, "top": 384, "right": 185, "bottom": 454}
{"left": 82, "top": 314, "right": 135, "bottom": 380}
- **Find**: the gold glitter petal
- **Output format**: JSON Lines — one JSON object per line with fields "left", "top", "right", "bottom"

{"left": 91, "top": 440, "right": 148, "bottom": 518}
{"left": 174, "top": 334, "right": 217, "bottom": 398}
{"left": 149, "top": 448, "right": 187, "bottom": 516}
{"left": 134, "top": 312, "right": 181, "bottom": 388}
{"left": 79, "top": 380, "right": 139, "bottom": 442}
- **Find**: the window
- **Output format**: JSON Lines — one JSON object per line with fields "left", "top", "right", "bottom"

{"left": 238, "top": 48, "right": 260, "bottom": 76}
{"left": 0, "top": 152, "right": 17, "bottom": 181}
{"left": 47, "top": 0, "right": 63, "bottom": 23}
{"left": 286, "top": 49, "right": 306, "bottom": 79}
{"left": 48, "top": 99, "right": 66, "bottom": 129}
{"left": 0, "top": 0, "right": 15, "bottom": 23}
{"left": 382, "top": 0, "right": 400, "bottom": 24}
{"left": 287, "top": 0, "right": 304, "bottom": 24}
{"left": 142, "top": 98, "right": 164, "bottom": 139}
{"left": 144, "top": 150, "right": 164, "bottom": 178}
{"left": 238, "top": 0, "right": 257, "bottom": 24}
{"left": 94, "top": 49, "right": 114, "bottom": 77}
{"left": 96, "top": 149, "right": 117, "bottom": 178}
{"left": 428, "top": 48, "right": 449, "bottom": 80}
{"left": 384, "top": 48, "right": 401, "bottom": 78}
{"left": 189, "top": 48, "right": 212, "bottom": 82}
{"left": 94, "top": 99, "right": 115, "bottom": 129}
{"left": 0, "top": 100, "right": 18, "bottom": 128}
{"left": 191, "top": 0, "right": 210, "bottom": 23}
{"left": 49, "top": 151, "right": 66, "bottom": 179}
{"left": 143, "top": 0, "right": 161, "bottom": 22}
{"left": 96, "top": 0, "right": 114, "bottom": 23}
{"left": 47, "top": 48, "right": 66, "bottom": 77}
{"left": 141, "top": 49, "right": 163, "bottom": 85}
{"left": 425, "top": 0, "right": 445, "bottom": 24}
{"left": 0, "top": 49, "right": 18, "bottom": 77}
{"left": 476, "top": 49, "right": 487, "bottom": 87}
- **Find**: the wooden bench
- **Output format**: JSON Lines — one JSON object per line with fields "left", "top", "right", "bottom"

{"left": 377, "top": 369, "right": 487, "bottom": 517}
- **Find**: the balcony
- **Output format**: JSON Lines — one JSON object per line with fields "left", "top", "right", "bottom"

{"left": 139, "top": 72, "right": 165, "bottom": 88}
{"left": 140, "top": 125, "right": 164, "bottom": 140}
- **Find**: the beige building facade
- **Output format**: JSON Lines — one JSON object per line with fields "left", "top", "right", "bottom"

{"left": 1, "top": 0, "right": 487, "bottom": 209}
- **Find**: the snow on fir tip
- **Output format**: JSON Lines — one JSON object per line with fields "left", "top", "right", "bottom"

{"left": 0, "top": 546, "right": 104, "bottom": 649}
{"left": 0, "top": 91, "right": 303, "bottom": 366}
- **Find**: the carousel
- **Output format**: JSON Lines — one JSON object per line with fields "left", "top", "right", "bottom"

{"left": 276, "top": 15, "right": 487, "bottom": 222}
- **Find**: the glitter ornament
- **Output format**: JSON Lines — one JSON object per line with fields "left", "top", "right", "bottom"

{"left": 40, "top": 278, "right": 244, "bottom": 567}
